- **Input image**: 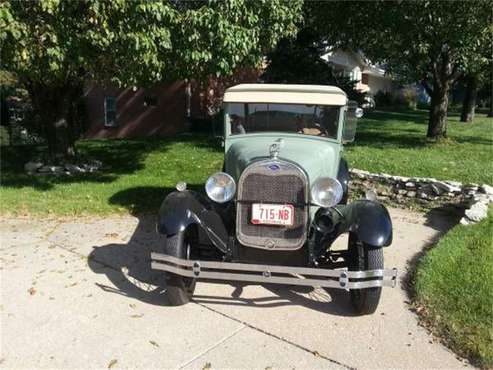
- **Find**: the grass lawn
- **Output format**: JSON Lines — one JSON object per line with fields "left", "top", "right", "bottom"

{"left": 414, "top": 207, "right": 493, "bottom": 367}
{"left": 344, "top": 110, "right": 493, "bottom": 185}
{"left": 0, "top": 109, "right": 491, "bottom": 216}
{"left": 0, "top": 136, "right": 223, "bottom": 216}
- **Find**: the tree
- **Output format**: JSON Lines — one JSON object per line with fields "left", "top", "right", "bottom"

{"left": 261, "top": 28, "right": 366, "bottom": 104}
{"left": 0, "top": 0, "right": 302, "bottom": 158}
{"left": 309, "top": 0, "right": 492, "bottom": 139}
{"left": 460, "top": 58, "right": 492, "bottom": 123}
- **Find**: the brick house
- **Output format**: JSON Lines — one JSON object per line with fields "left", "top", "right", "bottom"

{"left": 83, "top": 68, "right": 260, "bottom": 139}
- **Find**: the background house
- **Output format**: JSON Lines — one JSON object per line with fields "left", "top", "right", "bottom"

{"left": 83, "top": 68, "right": 259, "bottom": 139}
{"left": 321, "top": 49, "right": 395, "bottom": 96}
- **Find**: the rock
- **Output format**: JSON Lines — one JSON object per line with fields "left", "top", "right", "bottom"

{"left": 433, "top": 181, "right": 461, "bottom": 194}
{"left": 480, "top": 184, "right": 493, "bottom": 196}
{"left": 405, "top": 182, "right": 415, "bottom": 188}
{"left": 38, "top": 165, "right": 56, "bottom": 173}
{"left": 465, "top": 201, "right": 489, "bottom": 222}
{"left": 92, "top": 159, "right": 103, "bottom": 167}
{"left": 24, "top": 161, "right": 44, "bottom": 174}
{"left": 398, "top": 189, "right": 407, "bottom": 195}
{"left": 378, "top": 189, "right": 390, "bottom": 196}
{"left": 64, "top": 164, "right": 83, "bottom": 173}
{"left": 418, "top": 192, "right": 428, "bottom": 199}
{"left": 406, "top": 191, "right": 416, "bottom": 198}
{"left": 378, "top": 173, "right": 392, "bottom": 179}
{"left": 445, "top": 180, "right": 462, "bottom": 188}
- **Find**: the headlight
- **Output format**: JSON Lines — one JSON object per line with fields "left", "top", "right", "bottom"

{"left": 311, "top": 177, "right": 343, "bottom": 207}
{"left": 205, "top": 172, "right": 236, "bottom": 203}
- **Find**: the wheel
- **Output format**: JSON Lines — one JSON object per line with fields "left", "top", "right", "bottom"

{"left": 348, "top": 232, "right": 383, "bottom": 315}
{"left": 165, "top": 230, "right": 197, "bottom": 306}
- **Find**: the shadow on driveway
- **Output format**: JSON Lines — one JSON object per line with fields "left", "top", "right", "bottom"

{"left": 88, "top": 188, "right": 358, "bottom": 316}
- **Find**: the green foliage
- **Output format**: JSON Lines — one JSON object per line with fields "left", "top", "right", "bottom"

{"left": 308, "top": 0, "right": 492, "bottom": 137}
{"left": 311, "top": 0, "right": 492, "bottom": 83}
{"left": 415, "top": 207, "right": 493, "bottom": 367}
{"left": 374, "top": 88, "right": 417, "bottom": 110}
{"left": 261, "top": 28, "right": 366, "bottom": 104}
{"left": 1, "top": 0, "right": 303, "bottom": 86}
{"left": 0, "top": 0, "right": 302, "bottom": 157}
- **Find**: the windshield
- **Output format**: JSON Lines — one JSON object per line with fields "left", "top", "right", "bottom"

{"left": 225, "top": 103, "right": 340, "bottom": 139}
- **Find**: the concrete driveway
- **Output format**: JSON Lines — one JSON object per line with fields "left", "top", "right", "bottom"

{"left": 0, "top": 207, "right": 471, "bottom": 369}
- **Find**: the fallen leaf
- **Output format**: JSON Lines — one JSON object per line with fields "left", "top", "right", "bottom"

{"left": 202, "top": 363, "right": 212, "bottom": 370}
{"left": 105, "top": 233, "right": 119, "bottom": 238}
{"left": 129, "top": 303, "right": 136, "bottom": 309}
{"left": 108, "top": 359, "right": 117, "bottom": 368}
{"left": 149, "top": 340, "right": 159, "bottom": 348}
{"left": 312, "top": 351, "right": 320, "bottom": 357}
{"left": 28, "top": 287, "right": 36, "bottom": 295}
{"left": 130, "top": 314, "right": 143, "bottom": 318}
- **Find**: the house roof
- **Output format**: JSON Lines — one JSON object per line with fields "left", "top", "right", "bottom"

{"left": 322, "top": 49, "right": 390, "bottom": 78}
{"left": 223, "top": 84, "right": 347, "bottom": 106}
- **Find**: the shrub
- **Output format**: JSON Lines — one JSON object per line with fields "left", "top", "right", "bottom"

{"left": 374, "top": 91, "right": 394, "bottom": 107}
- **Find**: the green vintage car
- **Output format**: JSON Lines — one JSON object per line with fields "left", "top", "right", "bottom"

{"left": 152, "top": 84, "right": 396, "bottom": 315}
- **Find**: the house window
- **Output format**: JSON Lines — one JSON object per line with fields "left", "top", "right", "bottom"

{"left": 104, "top": 96, "right": 117, "bottom": 127}
{"left": 351, "top": 67, "right": 362, "bottom": 82}
{"left": 143, "top": 95, "right": 158, "bottom": 107}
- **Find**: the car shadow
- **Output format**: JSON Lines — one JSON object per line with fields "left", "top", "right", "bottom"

{"left": 87, "top": 187, "right": 358, "bottom": 316}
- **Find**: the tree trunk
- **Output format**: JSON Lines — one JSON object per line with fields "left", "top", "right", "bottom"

{"left": 489, "top": 93, "right": 493, "bottom": 117}
{"left": 27, "top": 82, "right": 80, "bottom": 160}
{"left": 427, "top": 81, "right": 450, "bottom": 139}
{"left": 460, "top": 74, "right": 478, "bottom": 123}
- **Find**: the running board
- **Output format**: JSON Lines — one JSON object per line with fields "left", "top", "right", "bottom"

{"left": 151, "top": 253, "right": 398, "bottom": 290}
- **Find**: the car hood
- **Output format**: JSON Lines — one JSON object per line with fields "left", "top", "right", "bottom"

{"left": 224, "top": 134, "right": 341, "bottom": 185}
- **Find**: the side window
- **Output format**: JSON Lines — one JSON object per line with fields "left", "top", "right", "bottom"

{"left": 104, "top": 96, "right": 117, "bottom": 127}
{"left": 228, "top": 103, "right": 246, "bottom": 135}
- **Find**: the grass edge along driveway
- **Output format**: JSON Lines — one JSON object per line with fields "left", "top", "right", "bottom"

{"left": 414, "top": 207, "right": 493, "bottom": 368}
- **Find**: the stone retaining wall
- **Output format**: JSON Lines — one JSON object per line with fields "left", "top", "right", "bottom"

{"left": 349, "top": 169, "right": 493, "bottom": 225}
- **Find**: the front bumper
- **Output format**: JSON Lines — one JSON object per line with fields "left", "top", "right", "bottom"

{"left": 151, "top": 253, "right": 398, "bottom": 290}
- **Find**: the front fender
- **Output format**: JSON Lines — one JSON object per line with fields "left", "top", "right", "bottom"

{"left": 157, "top": 190, "right": 229, "bottom": 253}
{"left": 339, "top": 200, "right": 393, "bottom": 247}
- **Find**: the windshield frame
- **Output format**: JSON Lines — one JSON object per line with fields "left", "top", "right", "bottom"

{"left": 223, "top": 102, "right": 345, "bottom": 142}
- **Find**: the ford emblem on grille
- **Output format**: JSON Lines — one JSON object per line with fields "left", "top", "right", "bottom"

{"left": 268, "top": 164, "right": 280, "bottom": 171}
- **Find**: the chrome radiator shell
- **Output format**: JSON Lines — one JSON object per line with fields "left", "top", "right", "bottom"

{"left": 236, "top": 159, "right": 309, "bottom": 250}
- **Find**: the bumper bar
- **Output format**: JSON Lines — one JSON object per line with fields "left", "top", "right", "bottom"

{"left": 151, "top": 253, "right": 398, "bottom": 290}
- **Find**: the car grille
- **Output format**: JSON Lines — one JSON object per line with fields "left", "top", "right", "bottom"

{"left": 236, "top": 160, "right": 308, "bottom": 250}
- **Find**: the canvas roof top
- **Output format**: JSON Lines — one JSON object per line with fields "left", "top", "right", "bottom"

{"left": 223, "top": 84, "right": 347, "bottom": 106}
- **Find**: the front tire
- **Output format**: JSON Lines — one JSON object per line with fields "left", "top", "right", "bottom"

{"left": 165, "top": 232, "right": 197, "bottom": 306}
{"left": 348, "top": 232, "right": 383, "bottom": 315}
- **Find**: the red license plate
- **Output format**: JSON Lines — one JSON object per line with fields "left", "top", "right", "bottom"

{"left": 251, "top": 204, "right": 294, "bottom": 226}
